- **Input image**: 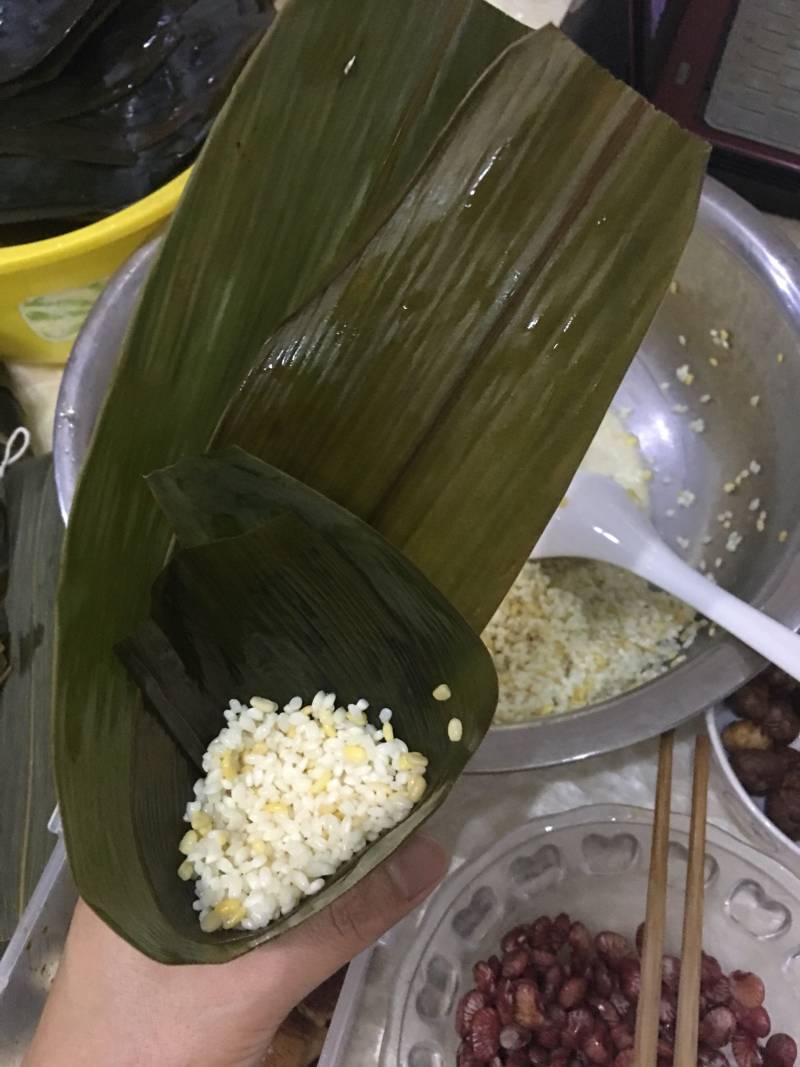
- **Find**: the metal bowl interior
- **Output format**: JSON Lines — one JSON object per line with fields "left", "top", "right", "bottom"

{"left": 54, "top": 177, "right": 800, "bottom": 772}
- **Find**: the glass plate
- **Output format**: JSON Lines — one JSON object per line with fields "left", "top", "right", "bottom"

{"left": 377, "top": 805, "right": 800, "bottom": 1067}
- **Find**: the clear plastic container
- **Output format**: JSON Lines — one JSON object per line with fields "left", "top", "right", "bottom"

{"left": 325, "top": 804, "right": 800, "bottom": 1066}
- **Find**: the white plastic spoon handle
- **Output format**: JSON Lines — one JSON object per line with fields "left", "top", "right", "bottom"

{"left": 635, "top": 540, "right": 800, "bottom": 680}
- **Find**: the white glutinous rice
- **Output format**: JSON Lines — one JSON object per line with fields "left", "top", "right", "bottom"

{"left": 180, "top": 693, "right": 427, "bottom": 933}
{"left": 483, "top": 410, "right": 699, "bottom": 724}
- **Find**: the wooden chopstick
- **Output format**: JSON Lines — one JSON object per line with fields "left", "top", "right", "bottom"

{"left": 634, "top": 730, "right": 711, "bottom": 1067}
{"left": 674, "top": 733, "right": 711, "bottom": 1067}
{"left": 634, "top": 731, "right": 674, "bottom": 1067}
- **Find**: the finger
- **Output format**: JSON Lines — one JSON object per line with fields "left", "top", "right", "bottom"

{"left": 248, "top": 833, "right": 448, "bottom": 1016}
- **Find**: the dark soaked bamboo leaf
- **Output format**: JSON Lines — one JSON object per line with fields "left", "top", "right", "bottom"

{"left": 0, "top": 1, "right": 273, "bottom": 221}
{"left": 116, "top": 450, "right": 495, "bottom": 955}
{"left": 0, "top": 0, "right": 99, "bottom": 85}
{"left": 0, "top": 0, "right": 191, "bottom": 129}
{"left": 0, "top": 457, "right": 63, "bottom": 939}
{"left": 54, "top": 0, "right": 526, "bottom": 963}
{"left": 0, "top": 1, "right": 123, "bottom": 99}
{"left": 216, "top": 26, "right": 708, "bottom": 631}
{"left": 0, "top": 155, "right": 185, "bottom": 225}
{"left": 0, "top": 0, "right": 265, "bottom": 171}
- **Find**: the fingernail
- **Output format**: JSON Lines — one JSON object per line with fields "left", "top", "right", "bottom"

{"left": 387, "top": 834, "right": 449, "bottom": 900}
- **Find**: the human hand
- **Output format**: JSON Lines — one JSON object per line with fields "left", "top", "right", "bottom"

{"left": 25, "top": 834, "right": 447, "bottom": 1067}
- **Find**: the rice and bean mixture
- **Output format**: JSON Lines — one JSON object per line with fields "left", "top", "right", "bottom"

{"left": 484, "top": 558, "right": 700, "bottom": 723}
{"left": 485, "top": 411, "right": 700, "bottom": 724}
{"left": 179, "top": 691, "right": 432, "bottom": 932}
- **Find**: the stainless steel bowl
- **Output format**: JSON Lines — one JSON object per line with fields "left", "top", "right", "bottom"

{"left": 54, "top": 176, "right": 800, "bottom": 771}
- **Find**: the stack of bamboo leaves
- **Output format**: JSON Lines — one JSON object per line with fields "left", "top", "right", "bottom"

{"left": 0, "top": 0, "right": 274, "bottom": 226}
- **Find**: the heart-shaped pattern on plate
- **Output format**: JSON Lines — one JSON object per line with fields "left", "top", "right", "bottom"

{"left": 508, "top": 844, "right": 563, "bottom": 897}
{"left": 784, "top": 948, "right": 800, "bottom": 994}
{"left": 451, "top": 884, "right": 499, "bottom": 943}
{"left": 581, "top": 832, "right": 639, "bottom": 875}
{"left": 667, "top": 841, "right": 719, "bottom": 889}
{"left": 415, "top": 953, "right": 458, "bottom": 1020}
{"left": 726, "top": 879, "right": 791, "bottom": 939}
{"left": 408, "top": 1045, "right": 444, "bottom": 1067}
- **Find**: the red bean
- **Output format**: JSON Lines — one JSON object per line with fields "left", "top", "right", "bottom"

{"left": 765, "top": 1035, "right": 798, "bottom": 1067}
{"left": 592, "top": 958, "right": 614, "bottom": 998}
{"left": 594, "top": 1019, "right": 611, "bottom": 1045}
{"left": 610, "top": 1025, "right": 634, "bottom": 1052}
{"left": 514, "top": 979, "right": 545, "bottom": 1031}
{"left": 505, "top": 1053, "right": 529, "bottom": 1067}
{"left": 559, "top": 977, "right": 588, "bottom": 1010}
{"left": 705, "top": 975, "right": 732, "bottom": 1006}
{"left": 532, "top": 948, "right": 559, "bottom": 970}
{"left": 699, "top": 1006, "right": 737, "bottom": 1048}
{"left": 457, "top": 990, "right": 486, "bottom": 1037}
{"left": 539, "top": 1028, "right": 561, "bottom": 1050}
{"left": 496, "top": 978, "right": 515, "bottom": 1026}
{"left": 589, "top": 997, "right": 620, "bottom": 1026}
{"left": 527, "top": 1047, "right": 550, "bottom": 1067}
{"left": 501, "top": 1024, "right": 532, "bottom": 1051}
{"left": 701, "top": 954, "right": 723, "bottom": 987}
{"left": 656, "top": 1037, "right": 674, "bottom": 1062}
{"left": 697, "top": 1047, "right": 731, "bottom": 1067}
{"left": 542, "top": 964, "right": 563, "bottom": 1004}
{"left": 609, "top": 991, "right": 631, "bottom": 1020}
{"left": 738, "top": 1006, "right": 772, "bottom": 1039}
{"left": 562, "top": 1008, "right": 593, "bottom": 1049}
{"left": 569, "top": 921, "right": 593, "bottom": 957}
{"left": 730, "top": 971, "right": 766, "bottom": 1009}
{"left": 552, "top": 913, "right": 572, "bottom": 946}
{"left": 530, "top": 916, "right": 553, "bottom": 948}
{"left": 470, "top": 1005, "right": 501, "bottom": 1062}
{"left": 595, "top": 932, "right": 630, "bottom": 968}
{"left": 457, "top": 1040, "right": 479, "bottom": 1067}
{"left": 613, "top": 1051, "right": 636, "bottom": 1067}
{"left": 618, "top": 958, "right": 641, "bottom": 1003}
{"left": 502, "top": 926, "right": 530, "bottom": 954}
{"left": 635, "top": 922, "right": 645, "bottom": 955}
{"left": 661, "top": 955, "right": 681, "bottom": 995}
{"left": 583, "top": 1036, "right": 611, "bottom": 1065}
{"left": 474, "top": 960, "right": 498, "bottom": 995}
{"left": 659, "top": 993, "right": 676, "bottom": 1027}
{"left": 503, "top": 948, "right": 531, "bottom": 978}
{"left": 733, "top": 1034, "right": 763, "bottom": 1067}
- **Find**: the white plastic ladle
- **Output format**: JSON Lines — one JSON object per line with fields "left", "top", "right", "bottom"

{"left": 532, "top": 471, "right": 800, "bottom": 682}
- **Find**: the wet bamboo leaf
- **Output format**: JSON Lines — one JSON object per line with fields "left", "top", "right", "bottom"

{"left": 215, "top": 26, "right": 707, "bottom": 631}
{"left": 54, "top": 0, "right": 706, "bottom": 965}
{"left": 115, "top": 449, "right": 496, "bottom": 955}
{"left": 54, "top": 0, "right": 528, "bottom": 964}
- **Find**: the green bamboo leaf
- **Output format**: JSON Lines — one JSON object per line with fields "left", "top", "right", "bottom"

{"left": 115, "top": 449, "right": 495, "bottom": 956}
{"left": 215, "top": 26, "right": 708, "bottom": 631}
{"left": 0, "top": 457, "right": 62, "bottom": 939}
{"left": 55, "top": 12, "right": 706, "bottom": 963}
{"left": 54, "top": 0, "right": 527, "bottom": 962}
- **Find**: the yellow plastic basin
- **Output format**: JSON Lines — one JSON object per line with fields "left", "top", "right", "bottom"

{"left": 0, "top": 169, "right": 189, "bottom": 364}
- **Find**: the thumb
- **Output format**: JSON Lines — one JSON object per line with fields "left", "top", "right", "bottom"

{"left": 256, "top": 833, "right": 448, "bottom": 1014}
